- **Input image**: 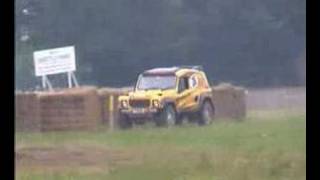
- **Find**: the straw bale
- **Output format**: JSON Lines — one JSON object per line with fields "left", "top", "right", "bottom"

{"left": 211, "top": 84, "right": 246, "bottom": 120}
{"left": 38, "top": 87, "right": 101, "bottom": 131}
{"left": 15, "top": 84, "right": 246, "bottom": 131}
{"left": 15, "top": 92, "right": 41, "bottom": 131}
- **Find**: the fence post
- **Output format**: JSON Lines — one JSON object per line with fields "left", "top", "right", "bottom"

{"left": 109, "top": 95, "right": 114, "bottom": 131}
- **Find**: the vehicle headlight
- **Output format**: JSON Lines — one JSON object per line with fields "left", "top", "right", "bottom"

{"left": 152, "top": 100, "right": 160, "bottom": 108}
{"left": 121, "top": 100, "right": 129, "bottom": 108}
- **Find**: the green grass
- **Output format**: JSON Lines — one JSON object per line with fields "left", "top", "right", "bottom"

{"left": 15, "top": 110, "right": 306, "bottom": 180}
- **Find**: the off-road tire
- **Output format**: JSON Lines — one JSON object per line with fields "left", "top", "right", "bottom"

{"left": 198, "top": 101, "right": 214, "bottom": 126}
{"left": 175, "top": 114, "right": 185, "bottom": 125}
{"left": 155, "top": 105, "right": 177, "bottom": 127}
{"left": 118, "top": 113, "right": 133, "bottom": 129}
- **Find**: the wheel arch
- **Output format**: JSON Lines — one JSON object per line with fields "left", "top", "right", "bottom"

{"left": 199, "top": 94, "right": 215, "bottom": 113}
{"left": 162, "top": 98, "right": 177, "bottom": 109}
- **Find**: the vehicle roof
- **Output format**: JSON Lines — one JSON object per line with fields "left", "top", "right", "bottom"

{"left": 143, "top": 66, "right": 202, "bottom": 76}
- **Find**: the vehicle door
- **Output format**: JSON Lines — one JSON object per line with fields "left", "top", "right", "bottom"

{"left": 176, "top": 74, "right": 199, "bottom": 112}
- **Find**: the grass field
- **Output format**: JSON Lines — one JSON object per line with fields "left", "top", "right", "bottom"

{"left": 15, "top": 110, "right": 306, "bottom": 180}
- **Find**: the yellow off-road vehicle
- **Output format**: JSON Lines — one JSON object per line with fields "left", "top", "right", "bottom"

{"left": 118, "top": 66, "right": 215, "bottom": 128}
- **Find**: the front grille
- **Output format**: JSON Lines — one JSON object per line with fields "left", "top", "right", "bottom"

{"left": 129, "top": 99, "right": 150, "bottom": 108}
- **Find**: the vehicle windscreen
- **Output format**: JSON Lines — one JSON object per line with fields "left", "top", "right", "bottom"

{"left": 136, "top": 75, "right": 176, "bottom": 90}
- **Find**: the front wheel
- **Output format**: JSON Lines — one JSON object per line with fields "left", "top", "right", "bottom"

{"left": 155, "top": 105, "right": 176, "bottom": 128}
{"left": 118, "top": 113, "right": 133, "bottom": 129}
{"left": 198, "top": 101, "right": 214, "bottom": 126}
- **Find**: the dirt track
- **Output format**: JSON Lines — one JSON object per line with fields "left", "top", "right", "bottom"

{"left": 15, "top": 146, "right": 141, "bottom": 173}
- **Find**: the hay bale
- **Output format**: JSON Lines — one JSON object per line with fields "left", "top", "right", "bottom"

{"left": 212, "top": 83, "right": 247, "bottom": 120}
{"left": 15, "top": 92, "right": 41, "bottom": 131}
{"left": 213, "top": 83, "right": 234, "bottom": 90}
{"left": 97, "top": 87, "right": 133, "bottom": 126}
{"left": 15, "top": 83, "right": 246, "bottom": 131}
{"left": 38, "top": 87, "right": 101, "bottom": 131}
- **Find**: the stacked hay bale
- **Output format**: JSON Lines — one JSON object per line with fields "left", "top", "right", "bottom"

{"left": 97, "top": 87, "right": 133, "bottom": 127}
{"left": 211, "top": 83, "right": 247, "bottom": 120}
{"left": 15, "top": 84, "right": 247, "bottom": 131}
{"left": 15, "top": 91, "right": 41, "bottom": 131}
{"left": 38, "top": 87, "right": 101, "bottom": 131}
{"left": 15, "top": 87, "right": 102, "bottom": 132}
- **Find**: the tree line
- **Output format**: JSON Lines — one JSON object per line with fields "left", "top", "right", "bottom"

{"left": 15, "top": 0, "right": 306, "bottom": 90}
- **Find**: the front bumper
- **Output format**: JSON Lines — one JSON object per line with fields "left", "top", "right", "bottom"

{"left": 119, "top": 108, "right": 161, "bottom": 118}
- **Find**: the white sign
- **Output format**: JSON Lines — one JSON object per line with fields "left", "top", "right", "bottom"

{"left": 33, "top": 46, "right": 76, "bottom": 76}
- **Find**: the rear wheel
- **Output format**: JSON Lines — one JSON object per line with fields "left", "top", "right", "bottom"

{"left": 198, "top": 101, "right": 214, "bottom": 126}
{"left": 118, "top": 113, "right": 133, "bottom": 129}
{"left": 155, "top": 105, "right": 176, "bottom": 127}
{"left": 175, "top": 114, "right": 186, "bottom": 125}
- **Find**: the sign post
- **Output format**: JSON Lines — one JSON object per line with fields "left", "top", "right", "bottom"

{"left": 68, "top": 72, "right": 72, "bottom": 88}
{"left": 71, "top": 72, "right": 79, "bottom": 87}
{"left": 33, "top": 46, "right": 78, "bottom": 90}
{"left": 42, "top": 76, "right": 46, "bottom": 89}
{"left": 41, "top": 75, "right": 53, "bottom": 90}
